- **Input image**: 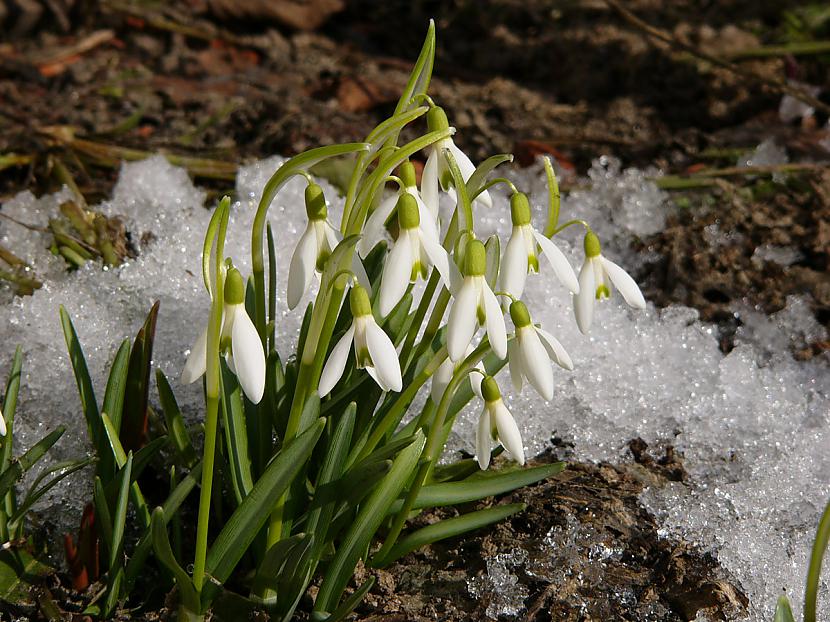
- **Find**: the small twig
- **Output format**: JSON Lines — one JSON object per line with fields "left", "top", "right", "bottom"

{"left": 0, "top": 212, "right": 49, "bottom": 233}
{"left": 604, "top": 0, "right": 830, "bottom": 116}
{"left": 654, "top": 162, "right": 826, "bottom": 189}
{"left": 725, "top": 40, "right": 830, "bottom": 60}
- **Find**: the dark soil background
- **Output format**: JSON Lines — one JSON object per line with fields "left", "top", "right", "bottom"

{"left": 0, "top": 0, "right": 828, "bottom": 620}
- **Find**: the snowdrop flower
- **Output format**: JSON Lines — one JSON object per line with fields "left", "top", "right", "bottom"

{"left": 0, "top": 407, "right": 5, "bottom": 437}
{"left": 359, "top": 160, "right": 438, "bottom": 257}
{"left": 447, "top": 239, "right": 507, "bottom": 362}
{"left": 288, "top": 183, "right": 370, "bottom": 310}
{"left": 507, "top": 300, "right": 572, "bottom": 401}
{"left": 476, "top": 376, "right": 525, "bottom": 470}
{"left": 430, "top": 344, "right": 483, "bottom": 405}
{"left": 319, "top": 284, "right": 402, "bottom": 396}
{"left": 574, "top": 231, "right": 646, "bottom": 334}
{"left": 421, "top": 106, "right": 492, "bottom": 220}
{"left": 181, "top": 267, "right": 266, "bottom": 403}
{"left": 499, "top": 192, "right": 579, "bottom": 303}
{"left": 378, "top": 193, "right": 452, "bottom": 316}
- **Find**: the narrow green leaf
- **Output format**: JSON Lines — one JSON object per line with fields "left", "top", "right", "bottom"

{"left": 298, "top": 391, "right": 321, "bottom": 437}
{"left": 60, "top": 307, "right": 105, "bottom": 462}
{"left": 156, "top": 369, "right": 197, "bottom": 467}
{"left": 775, "top": 596, "right": 796, "bottom": 622}
{"left": 100, "top": 413, "right": 150, "bottom": 528}
{"left": 150, "top": 507, "right": 199, "bottom": 613}
{"left": 381, "top": 503, "right": 526, "bottom": 565}
{"left": 0, "top": 427, "right": 65, "bottom": 500}
{"left": 301, "top": 406, "right": 355, "bottom": 572}
{"left": 93, "top": 477, "right": 113, "bottom": 558}
{"left": 430, "top": 458, "right": 481, "bottom": 484}
{"left": 484, "top": 234, "right": 500, "bottom": 289}
{"left": 391, "top": 463, "right": 565, "bottom": 512}
{"left": 314, "top": 430, "right": 425, "bottom": 615}
{"left": 8, "top": 458, "right": 92, "bottom": 532}
{"left": 467, "top": 154, "right": 514, "bottom": 201}
{"left": 101, "top": 340, "right": 130, "bottom": 435}
{"left": 805, "top": 497, "right": 830, "bottom": 622}
{"left": 1, "top": 347, "right": 23, "bottom": 536}
{"left": 267, "top": 222, "right": 277, "bottom": 346}
{"left": 252, "top": 533, "right": 309, "bottom": 595}
{"left": 205, "top": 418, "right": 325, "bottom": 585}
{"left": 394, "top": 19, "right": 435, "bottom": 115}
{"left": 124, "top": 461, "right": 202, "bottom": 588}
{"left": 219, "top": 363, "right": 254, "bottom": 504}
{"left": 121, "top": 301, "right": 159, "bottom": 452}
{"left": 109, "top": 453, "right": 132, "bottom": 570}
{"left": 0, "top": 547, "right": 53, "bottom": 606}
{"left": 312, "top": 459, "right": 392, "bottom": 511}
{"left": 321, "top": 577, "right": 375, "bottom": 622}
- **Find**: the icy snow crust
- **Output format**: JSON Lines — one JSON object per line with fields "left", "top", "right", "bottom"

{"left": 0, "top": 155, "right": 827, "bottom": 620}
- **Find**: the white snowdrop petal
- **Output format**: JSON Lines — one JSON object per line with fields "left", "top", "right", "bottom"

{"left": 231, "top": 305, "right": 266, "bottom": 404}
{"left": 431, "top": 358, "right": 454, "bottom": 405}
{"left": 447, "top": 280, "right": 479, "bottom": 361}
{"left": 532, "top": 230, "right": 580, "bottom": 295}
{"left": 360, "top": 194, "right": 398, "bottom": 257}
{"left": 574, "top": 259, "right": 596, "bottom": 335}
{"left": 536, "top": 327, "right": 573, "bottom": 370}
{"left": 0, "top": 410, "right": 6, "bottom": 437}
{"left": 379, "top": 237, "right": 413, "bottom": 316}
{"left": 508, "top": 338, "right": 524, "bottom": 392}
{"left": 421, "top": 148, "right": 439, "bottom": 219}
{"left": 476, "top": 406, "right": 492, "bottom": 470}
{"left": 421, "top": 233, "right": 453, "bottom": 292}
{"left": 493, "top": 401, "right": 525, "bottom": 465}
{"left": 411, "top": 189, "right": 440, "bottom": 243}
{"left": 449, "top": 143, "right": 492, "bottom": 209}
{"left": 287, "top": 224, "right": 318, "bottom": 310}
{"left": 181, "top": 325, "right": 209, "bottom": 384}
{"left": 499, "top": 229, "right": 529, "bottom": 301}
{"left": 601, "top": 256, "right": 646, "bottom": 310}
{"left": 352, "top": 254, "right": 372, "bottom": 297}
{"left": 365, "top": 321, "right": 402, "bottom": 392}
{"left": 365, "top": 365, "right": 388, "bottom": 391}
{"left": 318, "top": 324, "right": 355, "bottom": 396}
{"left": 482, "top": 284, "right": 507, "bottom": 360}
{"left": 520, "top": 329, "right": 554, "bottom": 401}
{"left": 470, "top": 366, "right": 484, "bottom": 399}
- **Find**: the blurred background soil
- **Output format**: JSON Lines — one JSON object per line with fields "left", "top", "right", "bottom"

{"left": 0, "top": 0, "right": 828, "bottom": 619}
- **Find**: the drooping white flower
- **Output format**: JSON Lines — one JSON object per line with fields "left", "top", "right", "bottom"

{"left": 573, "top": 231, "right": 646, "bottom": 334}
{"left": 287, "top": 182, "right": 370, "bottom": 310}
{"left": 181, "top": 267, "right": 266, "bottom": 404}
{"left": 319, "top": 284, "right": 402, "bottom": 396}
{"left": 446, "top": 239, "right": 507, "bottom": 362}
{"left": 498, "top": 192, "right": 579, "bottom": 303}
{"left": 430, "top": 344, "right": 483, "bottom": 405}
{"left": 507, "top": 300, "right": 572, "bottom": 401}
{"left": 378, "top": 193, "right": 453, "bottom": 316}
{"left": 0, "top": 406, "right": 6, "bottom": 437}
{"left": 421, "top": 106, "right": 492, "bottom": 220}
{"left": 359, "top": 160, "right": 438, "bottom": 258}
{"left": 476, "top": 376, "right": 525, "bottom": 470}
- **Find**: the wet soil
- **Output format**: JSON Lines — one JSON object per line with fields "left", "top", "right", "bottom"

{"left": 0, "top": 0, "right": 828, "bottom": 619}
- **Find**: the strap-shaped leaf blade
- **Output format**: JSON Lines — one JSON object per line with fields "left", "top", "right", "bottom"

{"left": 150, "top": 507, "right": 199, "bottom": 613}
{"left": 219, "top": 363, "right": 254, "bottom": 504}
{"left": 379, "top": 503, "right": 526, "bottom": 566}
{"left": 156, "top": 369, "right": 197, "bottom": 467}
{"left": 121, "top": 302, "right": 159, "bottom": 452}
{"left": 101, "top": 413, "right": 150, "bottom": 528}
{"left": 314, "top": 430, "right": 425, "bottom": 615}
{"left": 205, "top": 418, "right": 325, "bottom": 585}
{"left": 0, "top": 426, "right": 65, "bottom": 499}
{"left": 1, "top": 347, "right": 23, "bottom": 536}
{"left": 101, "top": 339, "right": 130, "bottom": 438}
{"left": 775, "top": 596, "right": 795, "bottom": 622}
{"left": 390, "top": 463, "right": 565, "bottom": 513}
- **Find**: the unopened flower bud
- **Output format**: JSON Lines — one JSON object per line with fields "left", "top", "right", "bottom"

{"left": 305, "top": 183, "right": 327, "bottom": 221}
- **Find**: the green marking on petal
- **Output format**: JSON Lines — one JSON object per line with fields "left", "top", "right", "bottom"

{"left": 595, "top": 284, "right": 610, "bottom": 300}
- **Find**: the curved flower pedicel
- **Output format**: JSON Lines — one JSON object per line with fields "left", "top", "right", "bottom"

{"left": 507, "top": 300, "right": 572, "bottom": 401}
{"left": 287, "top": 182, "right": 370, "bottom": 310}
{"left": 476, "top": 376, "right": 525, "bottom": 470}
{"left": 319, "top": 284, "right": 403, "bottom": 396}
{"left": 574, "top": 231, "right": 646, "bottom": 334}
{"left": 447, "top": 239, "right": 507, "bottom": 362}
{"left": 181, "top": 266, "right": 266, "bottom": 403}
{"left": 430, "top": 344, "right": 483, "bottom": 405}
{"left": 359, "top": 160, "right": 438, "bottom": 258}
{"left": 421, "top": 106, "right": 492, "bottom": 219}
{"left": 498, "top": 191, "right": 579, "bottom": 302}
{"left": 378, "top": 193, "right": 453, "bottom": 316}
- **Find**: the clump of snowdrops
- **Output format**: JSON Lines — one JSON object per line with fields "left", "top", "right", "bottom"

{"left": 0, "top": 22, "right": 665, "bottom": 622}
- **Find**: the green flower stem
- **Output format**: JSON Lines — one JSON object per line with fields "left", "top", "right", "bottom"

{"left": 542, "top": 157, "right": 562, "bottom": 238}
{"left": 357, "top": 347, "right": 448, "bottom": 463}
{"left": 549, "top": 218, "right": 590, "bottom": 237}
{"left": 251, "top": 143, "right": 370, "bottom": 341}
{"left": 375, "top": 344, "right": 488, "bottom": 563}
{"left": 805, "top": 498, "right": 830, "bottom": 622}
{"left": 193, "top": 200, "right": 229, "bottom": 595}
{"left": 443, "top": 149, "right": 473, "bottom": 234}
{"left": 398, "top": 271, "right": 439, "bottom": 370}
{"left": 474, "top": 177, "right": 518, "bottom": 199}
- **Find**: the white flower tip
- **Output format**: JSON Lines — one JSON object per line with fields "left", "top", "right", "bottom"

{"left": 0, "top": 411, "right": 6, "bottom": 437}
{"left": 232, "top": 308, "right": 266, "bottom": 404}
